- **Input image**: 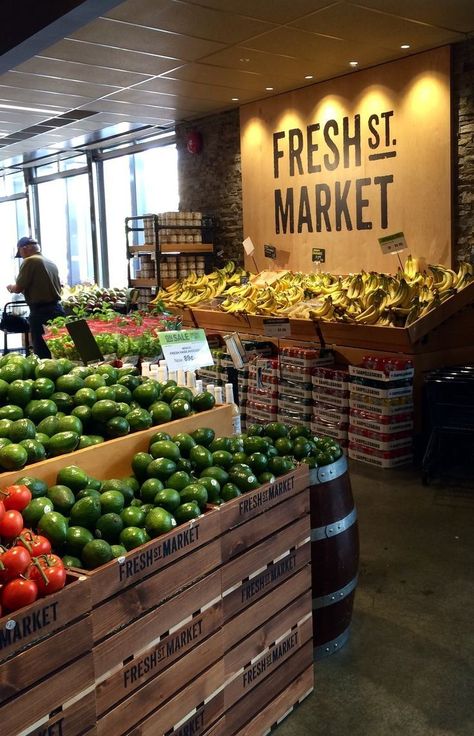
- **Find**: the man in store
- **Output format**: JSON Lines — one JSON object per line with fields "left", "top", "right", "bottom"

{"left": 7, "top": 236, "right": 65, "bottom": 358}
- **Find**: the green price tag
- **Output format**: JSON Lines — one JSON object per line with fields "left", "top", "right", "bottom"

{"left": 158, "top": 329, "right": 214, "bottom": 371}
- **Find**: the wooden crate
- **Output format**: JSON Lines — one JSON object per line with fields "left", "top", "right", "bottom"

{"left": 192, "top": 308, "right": 253, "bottom": 332}
{"left": 0, "top": 573, "right": 95, "bottom": 736}
{"left": 0, "top": 405, "right": 233, "bottom": 487}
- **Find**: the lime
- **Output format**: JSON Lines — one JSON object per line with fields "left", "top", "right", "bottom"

{"left": 154, "top": 488, "right": 181, "bottom": 513}
{"left": 56, "top": 358, "right": 74, "bottom": 375}
{"left": 176, "top": 458, "right": 193, "bottom": 473}
{"left": 246, "top": 424, "right": 264, "bottom": 436}
{"left": 101, "top": 479, "right": 135, "bottom": 504}
{"left": 106, "top": 416, "right": 130, "bottom": 438}
{"left": 74, "top": 388, "right": 97, "bottom": 407}
{"left": 0, "top": 405, "right": 24, "bottom": 421}
{"left": 167, "top": 471, "right": 192, "bottom": 492}
{"left": 95, "top": 385, "right": 116, "bottom": 402}
{"left": 293, "top": 438, "right": 313, "bottom": 459}
{"left": 62, "top": 555, "right": 82, "bottom": 568}
{"left": 32, "top": 377, "right": 56, "bottom": 399}
{"left": 149, "top": 431, "right": 172, "bottom": 445}
{"left": 77, "top": 488, "right": 102, "bottom": 501}
{"left": 247, "top": 452, "right": 269, "bottom": 474}
{"left": 264, "top": 422, "right": 289, "bottom": 439}
{"left": 190, "top": 445, "right": 213, "bottom": 470}
{"left": 35, "top": 359, "right": 63, "bottom": 381}
{"left": 47, "top": 484, "right": 76, "bottom": 514}
{"left": 87, "top": 478, "right": 103, "bottom": 491}
{"left": 57, "top": 415, "right": 83, "bottom": 435}
{"left": 7, "top": 380, "right": 33, "bottom": 407}
{"left": 119, "top": 526, "right": 147, "bottom": 551}
{"left": 133, "top": 381, "right": 161, "bottom": 408}
{"left": 66, "top": 526, "right": 94, "bottom": 556}
{"left": 23, "top": 497, "right": 54, "bottom": 526}
{"left": 170, "top": 398, "right": 192, "bottom": 419}
{"left": 209, "top": 437, "right": 232, "bottom": 452}
{"left": 38, "top": 511, "right": 68, "bottom": 546}
{"left": 50, "top": 392, "right": 74, "bottom": 413}
{"left": 0, "top": 363, "right": 24, "bottom": 383}
{"left": 174, "top": 502, "right": 200, "bottom": 523}
{"left": 191, "top": 427, "right": 215, "bottom": 447}
{"left": 114, "top": 402, "right": 130, "bottom": 418}
{"left": 289, "top": 425, "right": 312, "bottom": 439}
{"left": 161, "top": 385, "right": 180, "bottom": 403}
{"left": 221, "top": 483, "right": 242, "bottom": 501}
{"left": 0, "top": 438, "right": 11, "bottom": 450}
{"left": 198, "top": 476, "right": 221, "bottom": 503}
{"left": 0, "top": 443, "right": 28, "bottom": 470}
{"left": 70, "top": 496, "right": 102, "bottom": 529}
{"left": 95, "top": 364, "right": 119, "bottom": 384}
{"left": 118, "top": 374, "right": 141, "bottom": 391}
{"left": 244, "top": 436, "right": 271, "bottom": 455}
{"left": 91, "top": 400, "right": 118, "bottom": 422}
{"left": 274, "top": 437, "right": 294, "bottom": 456}
{"left": 84, "top": 374, "right": 106, "bottom": 391}
{"left": 0, "top": 378, "right": 9, "bottom": 400}
{"left": 230, "top": 470, "right": 259, "bottom": 492}
{"left": 111, "top": 544, "right": 127, "bottom": 558}
{"left": 145, "top": 507, "right": 176, "bottom": 538}
{"left": 9, "top": 418, "right": 36, "bottom": 442}
{"left": 126, "top": 408, "right": 153, "bottom": 431}
{"left": 148, "top": 401, "right": 172, "bottom": 425}
{"left": 192, "top": 392, "right": 215, "bottom": 412}
{"left": 121, "top": 506, "right": 146, "bottom": 528}
{"left": 212, "top": 450, "right": 234, "bottom": 470}
{"left": 95, "top": 513, "right": 124, "bottom": 543}
{"left": 72, "top": 405, "right": 92, "bottom": 426}
{"left": 268, "top": 456, "right": 295, "bottom": 476}
{"left": 0, "top": 418, "right": 12, "bottom": 437}
{"left": 55, "top": 374, "right": 85, "bottom": 395}
{"left": 111, "top": 384, "right": 132, "bottom": 403}
{"left": 70, "top": 366, "right": 94, "bottom": 379}
{"left": 258, "top": 472, "right": 276, "bottom": 484}
{"left": 47, "top": 431, "right": 80, "bottom": 456}
{"left": 147, "top": 457, "right": 177, "bottom": 481}
{"left": 25, "top": 399, "right": 57, "bottom": 423}
{"left": 232, "top": 452, "right": 249, "bottom": 465}
{"left": 171, "top": 433, "right": 196, "bottom": 456}
{"left": 37, "top": 415, "right": 60, "bottom": 436}
{"left": 149, "top": 440, "right": 181, "bottom": 462}
{"left": 20, "top": 439, "right": 46, "bottom": 464}
{"left": 132, "top": 452, "right": 154, "bottom": 480}
{"left": 15, "top": 475, "right": 48, "bottom": 498}
{"left": 173, "top": 387, "right": 194, "bottom": 403}
{"left": 100, "top": 490, "right": 125, "bottom": 515}
{"left": 81, "top": 539, "right": 113, "bottom": 569}
{"left": 122, "top": 476, "right": 140, "bottom": 494}
{"left": 200, "top": 466, "right": 229, "bottom": 486}
{"left": 180, "top": 483, "right": 208, "bottom": 510}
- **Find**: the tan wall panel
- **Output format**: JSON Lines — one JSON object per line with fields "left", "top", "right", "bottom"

{"left": 241, "top": 47, "right": 451, "bottom": 274}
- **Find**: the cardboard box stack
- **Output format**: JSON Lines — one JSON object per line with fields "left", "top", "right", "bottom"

{"left": 246, "top": 357, "right": 280, "bottom": 428}
{"left": 312, "top": 367, "right": 350, "bottom": 448}
{"left": 348, "top": 357, "right": 414, "bottom": 468}
{"left": 278, "top": 348, "right": 334, "bottom": 430}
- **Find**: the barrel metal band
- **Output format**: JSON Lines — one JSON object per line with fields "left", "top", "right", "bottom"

{"left": 312, "top": 575, "right": 358, "bottom": 609}
{"left": 314, "top": 626, "right": 351, "bottom": 660}
{"left": 309, "top": 455, "right": 348, "bottom": 485}
{"left": 310, "top": 507, "right": 357, "bottom": 541}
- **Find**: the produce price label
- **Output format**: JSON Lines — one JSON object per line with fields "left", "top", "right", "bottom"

{"left": 242, "top": 236, "right": 255, "bottom": 255}
{"left": 312, "top": 248, "right": 326, "bottom": 263}
{"left": 263, "top": 318, "right": 291, "bottom": 337}
{"left": 378, "top": 231, "right": 407, "bottom": 255}
{"left": 158, "top": 329, "right": 214, "bottom": 371}
{"left": 264, "top": 244, "right": 277, "bottom": 259}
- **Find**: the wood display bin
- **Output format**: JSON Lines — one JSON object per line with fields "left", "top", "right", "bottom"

{"left": 0, "top": 573, "right": 95, "bottom": 736}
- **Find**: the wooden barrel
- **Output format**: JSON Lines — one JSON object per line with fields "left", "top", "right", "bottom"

{"left": 309, "top": 456, "right": 359, "bottom": 659}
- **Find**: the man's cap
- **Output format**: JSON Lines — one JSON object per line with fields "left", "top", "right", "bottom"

{"left": 15, "top": 236, "right": 38, "bottom": 257}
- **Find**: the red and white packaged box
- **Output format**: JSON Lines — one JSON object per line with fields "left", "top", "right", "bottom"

{"left": 248, "top": 358, "right": 280, "bottom": 378}
{"left": 312, "top": 366, "right": 350, "bottom": 391}
{"left": 246, "top": 399, "right": 278, "bottom": 422}
{"left": 349, "top": 381, "right": 413, "bottom": 400}
{"left": 349, "top": 394, "right": 414, "bottom": 415}
{"left": 247, "top": 386, "right": 279, "bottom": 402}
{"left": 279, "top": 378, "right": 313, "bottom": 401}
{"left": 348, "top": 425, "right": 412, "bottom": 451}
{"left": 278, "top": 396, "right": 313, "bottom": 413}
{"left": 280, "top": 363, "right": 315, "bottom": 383}
{"left": 348, "top": 441, "right": 413, "bottom": 468}
{"left": 280, "top": 347, "right": 334, "bottom": 369}
{"left": 313, "top": 401, "right": 350, "bottom": 424}
{"left": 349, "top": 358, "right": 414, "bottom": 382}
{"left": 277, "top": 407, "right": 312, "bottom": 426}
{"left": 349, "top": 407, "right": 414, "bottom": 433}
{"left": 311, "top": 421, "right": 349, "bottom": 444}
{"left": 313, "top": 387, "right": 350, "bottom": 408}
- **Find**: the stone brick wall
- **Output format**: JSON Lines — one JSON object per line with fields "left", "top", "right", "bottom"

{"left": 177, "top": 42, "right": 474, "bottom": 266}
{"left": 176, "top": 109, "right": 243, "bottom": 264}
{"left": 453, "top": 39, "right": 474, "bottom": 264}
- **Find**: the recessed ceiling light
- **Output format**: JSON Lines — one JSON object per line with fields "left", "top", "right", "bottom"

{"left": 232, "top": 97, "right": 239, "bottom": 101}
{"left": 266, "top": 87, "right": 274, "bottom": 91}
{"left": 305, "top": 75, "right": 314, "bottom": 80}
{"left": 349, "top": 61, "right": 358, "bottom": 67}
{"left": 401, "top": 44, "right": 410, "bottom": 49}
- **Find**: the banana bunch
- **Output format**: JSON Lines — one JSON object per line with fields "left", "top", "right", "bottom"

{"left": 151, "top": 256, "right": 473, "bottom": 327}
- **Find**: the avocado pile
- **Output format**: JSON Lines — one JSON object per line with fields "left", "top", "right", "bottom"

{"left": 16, "top": 422, "right": 342, "bottom": 569}
{"left": 0, "top": 353, "right": 215, "bottom": 473}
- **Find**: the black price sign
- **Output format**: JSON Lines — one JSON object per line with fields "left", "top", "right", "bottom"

{"left": 240, "top": 275, "right": 249, "bottom": 285}
{"left": 66, "top": 320, "right": 104, "bottom": 365}
{"left": 312, "top": 248, "right": 326, "bottom": 263}
{"left": 264, "top": 244, "right": 277, "bottom": 259}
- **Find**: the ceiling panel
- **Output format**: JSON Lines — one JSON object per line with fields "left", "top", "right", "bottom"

{"left": 355, "top": 0, "right": 474, "bottom": 33}
{"left": 106, "top": 88, "right": 219, "bottom": 113}
{"left": 0, "top": 86, "right": 91, "bottom": 109}
{"left": 69, "top": 18, "right": 225, "bottom": 61}
{"left": 86, "top": 98, "right": 179, "bottom": 118}
{"left": 161, "top": 64, "right": 270, "bottom": 91}
{"left": 0, "top": 71, "right": 119, "bottom": 98}
{"left": 180, "top": 0, "right": 341, "bottom": 24}
{"left": 199, "top": 46, "right": 319, "bottom": 80}
{"left": 15, "top": 56, "right": 152, "bottom": 86}
{"left": 40, "top": 39, "right": 183, "bottom": 76}
{"left": 290, "top": 4, "right": 464, "bottom": 46}
{"left": 135, "top": 76, "right": 254, "bottom": 103}
{"left": 106, "top": 0, "right": 276, "bottom": 44}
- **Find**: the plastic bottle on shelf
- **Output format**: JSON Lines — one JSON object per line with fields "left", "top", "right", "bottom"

{"left": 225, "top": 383, "right": 242, "bottom": 435}
{"left": 195, "top": 379, "right": 204, "bottom": 394}
{"left": 141, "top": 361, "right": 150, "bottom": 377}
{"left": 159, "top": 360, "right": 168, "bottom": 382}
{"left": 177, "top": 369, "right": 186, "bottom": 386}
{"left": 186, "top": 370, "right": 196, "bottom": 391}
{"left": 214, "top": 386, "right": 223, "bottom": 405}
{"left": 168, "top": 369, "right": 178, "bottom": 384}
{"left": 157, "top": 366, "right": 167, "bottom": 383}
{"left": 206, "top": 384, "right": 215, "bottom": 398}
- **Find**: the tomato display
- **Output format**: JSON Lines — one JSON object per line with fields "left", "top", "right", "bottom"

{"left": 0, "top": 509, "right": 24, "bottom": 539}
{"left": 1, "top": 484, "right": 32, "bottom": 511}
{"left": 2, "top": 578, "right": 38, "bottom": 612}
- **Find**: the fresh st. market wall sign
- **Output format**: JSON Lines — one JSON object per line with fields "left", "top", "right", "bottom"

{"left": 240, "top": 47, "right": 451, "bottom": 274}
